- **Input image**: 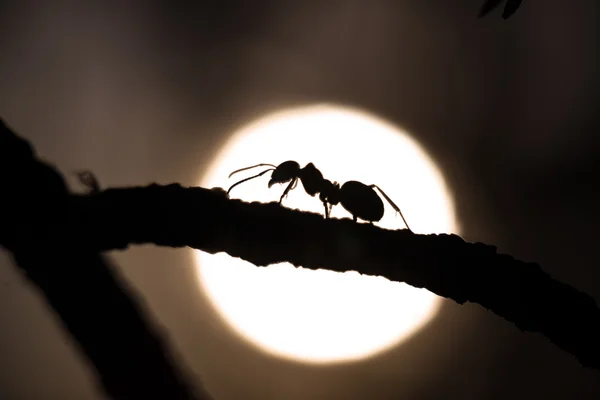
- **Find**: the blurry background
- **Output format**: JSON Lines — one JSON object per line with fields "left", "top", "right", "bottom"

{"left": 1, "top": 0, "right": 599, "bottom": 398}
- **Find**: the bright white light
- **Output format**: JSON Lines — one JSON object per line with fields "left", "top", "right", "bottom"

{"left": 194, "top": 104, "right": 457, "bottom": 363}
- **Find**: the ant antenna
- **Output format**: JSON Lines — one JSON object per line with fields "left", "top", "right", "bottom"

{"left": 227, "top": 168, "right": 275, "bottom": 195}
{"left": 370, "top": 185, "right": 412, "bottom": 231}
{"left": 228, "top": 163, "right": 277, "bottom": 178}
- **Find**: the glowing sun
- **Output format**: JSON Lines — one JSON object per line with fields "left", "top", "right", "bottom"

{"left": 194, "top": 104, "right": 457, "bottom": 363}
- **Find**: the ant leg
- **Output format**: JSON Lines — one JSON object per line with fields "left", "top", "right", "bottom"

{"left": 353, "top": 215, "right": 357, "bottom": 223}
{"left": 370, "top": 185, "right": 412, "bottom": 231}
{"left": 279, "top": 178, "right": 297, "bottom": 204}
{"left": 227, "top": 168, "right": 274, "bottom": 195}
{"left": 322, "top": 202, "right": 329, "bottom": 218}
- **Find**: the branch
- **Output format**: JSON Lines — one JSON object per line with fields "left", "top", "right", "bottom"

{"left": 2, "top": 117, "right": 599, "bottom": 397}
{"left": 0, "top": 120, "right": 210, "bottom": 400}
{"left": 65, "top": 182, "right": 600, "bottom": 371}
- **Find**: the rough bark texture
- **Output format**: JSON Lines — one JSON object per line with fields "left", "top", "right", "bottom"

{"left": 1, "top": 119, "right": 210, "bottom": 400}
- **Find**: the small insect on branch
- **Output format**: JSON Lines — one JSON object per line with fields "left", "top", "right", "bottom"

{"left": 74, "top": 170, "right": 101, "bottom": 194}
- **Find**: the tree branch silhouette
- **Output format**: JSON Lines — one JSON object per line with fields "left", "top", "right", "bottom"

{"left": 0, "top": 119, "right": 210, "bottom": 400}
{"left": 2, "top": 112, "right": 599, "bottom": 399}
{"left": 68, "top": 182, "right": 600, "bottom": 372}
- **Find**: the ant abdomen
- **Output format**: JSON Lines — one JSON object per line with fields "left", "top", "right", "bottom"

{"left": 339, "top": 181, "right": 385, "bottom": 222}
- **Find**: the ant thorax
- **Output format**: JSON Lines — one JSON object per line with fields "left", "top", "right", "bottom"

{"left": 299, "top": 164, "right": 325, "bottom": 196}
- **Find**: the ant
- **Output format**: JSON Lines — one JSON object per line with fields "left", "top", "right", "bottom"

{"left": 227, "top": 161, "right": 411, "bottom": 231}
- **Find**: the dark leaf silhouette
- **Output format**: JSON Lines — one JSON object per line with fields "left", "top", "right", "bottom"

{"left": 479, "top": 0, "right": 525, "bottom": 19}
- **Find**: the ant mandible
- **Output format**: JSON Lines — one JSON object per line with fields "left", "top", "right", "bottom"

{"left": 226, "top": 161, "right": 412, "bottom": 231}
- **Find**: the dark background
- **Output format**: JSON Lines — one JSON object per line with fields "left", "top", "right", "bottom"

{"left": 1, "top": 0, "right": 599, "bottom": 398}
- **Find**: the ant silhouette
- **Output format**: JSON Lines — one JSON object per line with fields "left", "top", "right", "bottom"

{"left": 227, "top": 161, "right": 411, "bottom": 231}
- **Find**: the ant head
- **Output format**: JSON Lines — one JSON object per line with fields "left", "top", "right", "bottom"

{"left": 268, "top": 160, "right": 301, "bottom": 187}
